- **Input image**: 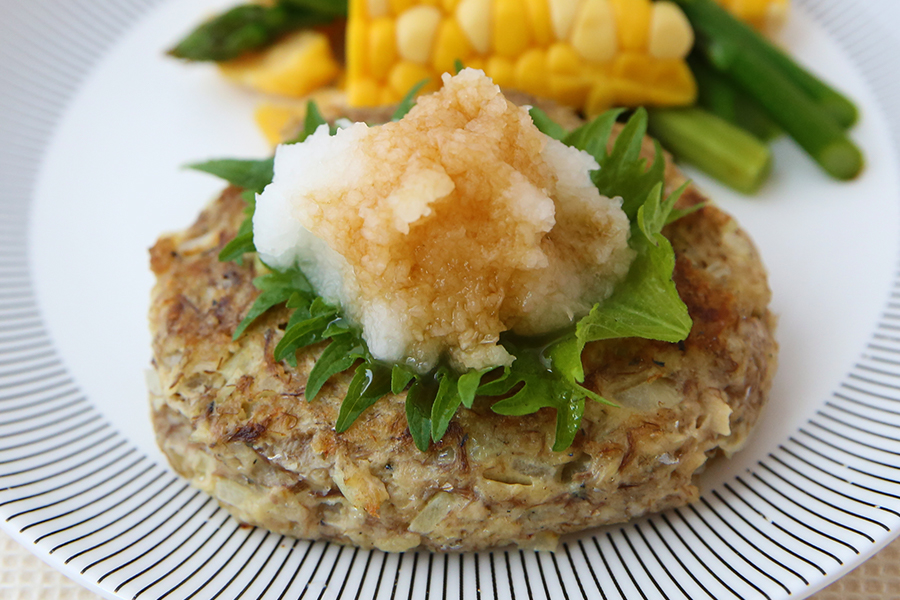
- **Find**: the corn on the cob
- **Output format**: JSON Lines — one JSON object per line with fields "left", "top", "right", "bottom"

{"left": 346, "top": 0, "right": 700, "bottom": 114}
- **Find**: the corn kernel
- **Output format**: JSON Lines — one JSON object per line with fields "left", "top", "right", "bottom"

{"left": 612, "top": 78, "right": 647, "bottom": 107}
{"left": 432, "top": 19, "right": 473, "bottom": 74}
{"left": 485, "top": 56, "right": 515, "bottom": 88}
{"left": 570, "top": 0, "right": 617, "bottom": 62}
{"left": 609, "top": 0, "right": 651, "bottom": 51}
{"left": 389, "top": 61, "right": 434, "bottom": 96}
{"left": 547, "top": 42, "right": 582, "bottom": 75}
{"left": 369, "top": 18, "right": 397, "bottom": 80}
{"left": 218, "top": 30, "right": 340, "bottom": 97}
{"left": 550, "top": 74, "right": 591, "bottom": 106}
{"left": 347, "top": 16, "right": 367, "bottom": 78}
{"left": 455, "top": 0, "right": 492, "bottom": 54}
{"left": 648, "top": 2, "right": 694, "bottom": 59}
{"left": 548, "top": 0, "right": 585, "bottom": 41}
{"left": 514, "top": 49, "right": 548, "bottom": 96}
{"left": 389, "top": 0, "right": 416, "bottom": 15}
{"left": 650, "top": 60, "right": 696, "bottom": 104}
{"left": 396, "top": 6, "right": 442, "bottom": 64}
{"left": 524, "top": 0, "right": 553, "bottom": 46}
{"left": 442, "top": 0, "right": 460, "bottom": 10}
{"left": 366, "top": 0, "right": 390, "bottom": 18}
{"left": 349, "top": 77, "right": 381, "bottom": 106}
{"left": 493, "top": 0, "right": 531, "bottom": 58}
{"left": 464, "top": 56, "right": 485, "bottom": 71}
{"left": 380, "top": 87, "right": 403, "bottom": 104}
{"left": 613, "top": 52, "right": 650, "bottom": 81}
{"left": 585, "top": 78, "right": 614, "bottom": 115}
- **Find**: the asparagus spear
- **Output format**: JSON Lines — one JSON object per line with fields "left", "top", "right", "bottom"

{"left": 169, "top": 0, "right": 346, "bottom": 62}
{"left": 674, "top": 0, "right": 857, "bottom": 128}
{"left": 690, "top": 56, "right": 782, "bottom": 142}
{"left": 648, "top": 107, "right": 772, "bottom": 194}
{"left": 673, "top": 0, "right": 863, "bottom": 180}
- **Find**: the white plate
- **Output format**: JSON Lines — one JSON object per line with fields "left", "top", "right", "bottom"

{"left": 2, "top": 0, "right": 900, "bottom": 598}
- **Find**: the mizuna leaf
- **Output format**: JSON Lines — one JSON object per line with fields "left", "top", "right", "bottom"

{"left": 458, "top": 369, "right": 488, "bottom": 409}
{"left": 528, "top": 107, "right": 567, "bottom": 141}
{"left": 391, "top": 364, "right": 416, "bottom": 394}
{"left": 430, "top": 370, "right": 462, "bottom": 442}
{"left": 273, "top": 311, "right": 335, "bottom": 364}
{"left": 188, "top": 157, "right": 274, "bottom": 193}
{"left": 405, "top": 378, "right": 437, "bottom": 451}
{"left": 392, "top": 79, "right": 429, "bottom": 121}
{"left": 232, "top": 268, "right": 312, "bottom": 339}
{"left": 305, "top": 334, "right": 365, "bottom": 401}
{"left": 591, "top": 108, "right": 666, "bottom": 220}
{"left": 335, "top": 362, "right": 392, "bottom": 433}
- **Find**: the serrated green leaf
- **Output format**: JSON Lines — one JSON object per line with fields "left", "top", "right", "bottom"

{"left": 552, "top": 394, "right": 585, "bottom": 452}
{"left": 392, "top": 79, "right": 429, "bottom": 121}
{"left": 391, "top": 365, "right": 416, "bottom": 394}
{"left": 305, "top": 334, "right": 365, "bottom": 401}
{"left": 219, "top": 194, "right": 257, "bottom": 265}
{"left": 528, "top": 107, "right": 567, "bottom": 141}
{"left": 188, "top": 157, "right": 274, "bottom": 193}
{"left": 591, "top": 109, "right": 666, "bottom": 220}
{"left": 475, "top": 365, "right": 515, "bottom": 396}
{"left": 218, "top": 228, "right": 255, "bottom": 265}
{"left": 458, "top": 369, "right": 488, "bottom": 409}
{"left": 637, "top": 182, "right": 686, "bottom": 241}
{"left": 563, "top": 108, "right": 624, "bottom": 159}
{"left": 665, "top": 200, "right": 705, "bottom": 226}
{"left": 405, "top": 378, "right": 436, "bottom": 451}
{"left": 232, "top": 269, "right": 311, "bottom": 339}
{"left": 322, "top": 318, "right": 353, "bottom": 338}
{"left": 284, "top": 100, "right": 330, "bottom": 145}
{"left": 335, "top": 362, "right": 392, "bottom": 433}
{"left": 576, "top": 232, "right": 691, "bottom": 345}
{"left": 273, "top": 311, "right": 335, "bottom": 364}
{"left": 431, "top": 370, "right": 462, "bottom": 442}
{"left": 481, "top": 344, "right": 588, "bottom": 450}
{"left": 545, "top": 336, "right": 584, "bottom": 383}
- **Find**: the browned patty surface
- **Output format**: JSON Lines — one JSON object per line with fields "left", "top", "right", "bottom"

{"left": 148, "top": 125, "right": 777, "bottom": 552}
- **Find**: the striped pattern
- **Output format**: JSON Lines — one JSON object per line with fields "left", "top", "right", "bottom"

{"left": 2, "top": 0, "right": 900, "bottom": 598}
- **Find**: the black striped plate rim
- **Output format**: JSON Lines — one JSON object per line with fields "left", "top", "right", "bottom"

{"left": 2, "top": 0, "right": 900, "bottom": 598}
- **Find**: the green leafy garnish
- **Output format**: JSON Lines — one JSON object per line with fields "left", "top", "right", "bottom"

{"left": 391, "top": 79, "right": 430, "bottom": 121}
{"left": 305, "top": 334, "right": 366, "bottom": 400}
{"left": 188, "top": 100, "right": 329, "bottom": 264}
{"left": 217, "top": 192, "right": 257, "bottom": 265}
{"left": 231, "top": 269, "right": 312, "bottom": 339}
{"left": 203, "top": 101, "right": 694, "bottom": 452}
{"left": 476, "top": 343, "right": 591, "bottom": 451}
{"left": 576, "top": 182, "right": 692, "bottom": 348}
{"left": 335, "top": 362, "right": 393, "bottom": 433}
{"left": 528, "top": 107, "right": 567, "bottom": 141}
{"left": 188, "top": 158, "right": 274, "bottom": 193}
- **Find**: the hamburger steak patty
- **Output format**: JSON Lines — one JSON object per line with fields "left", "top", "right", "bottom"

{"left": 148, "top": 128, "right": 777, "bottom": 552}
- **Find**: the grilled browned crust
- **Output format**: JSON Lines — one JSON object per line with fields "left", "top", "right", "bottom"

{"left": 148, "top": 128, "right": 777, "bottom": 552}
